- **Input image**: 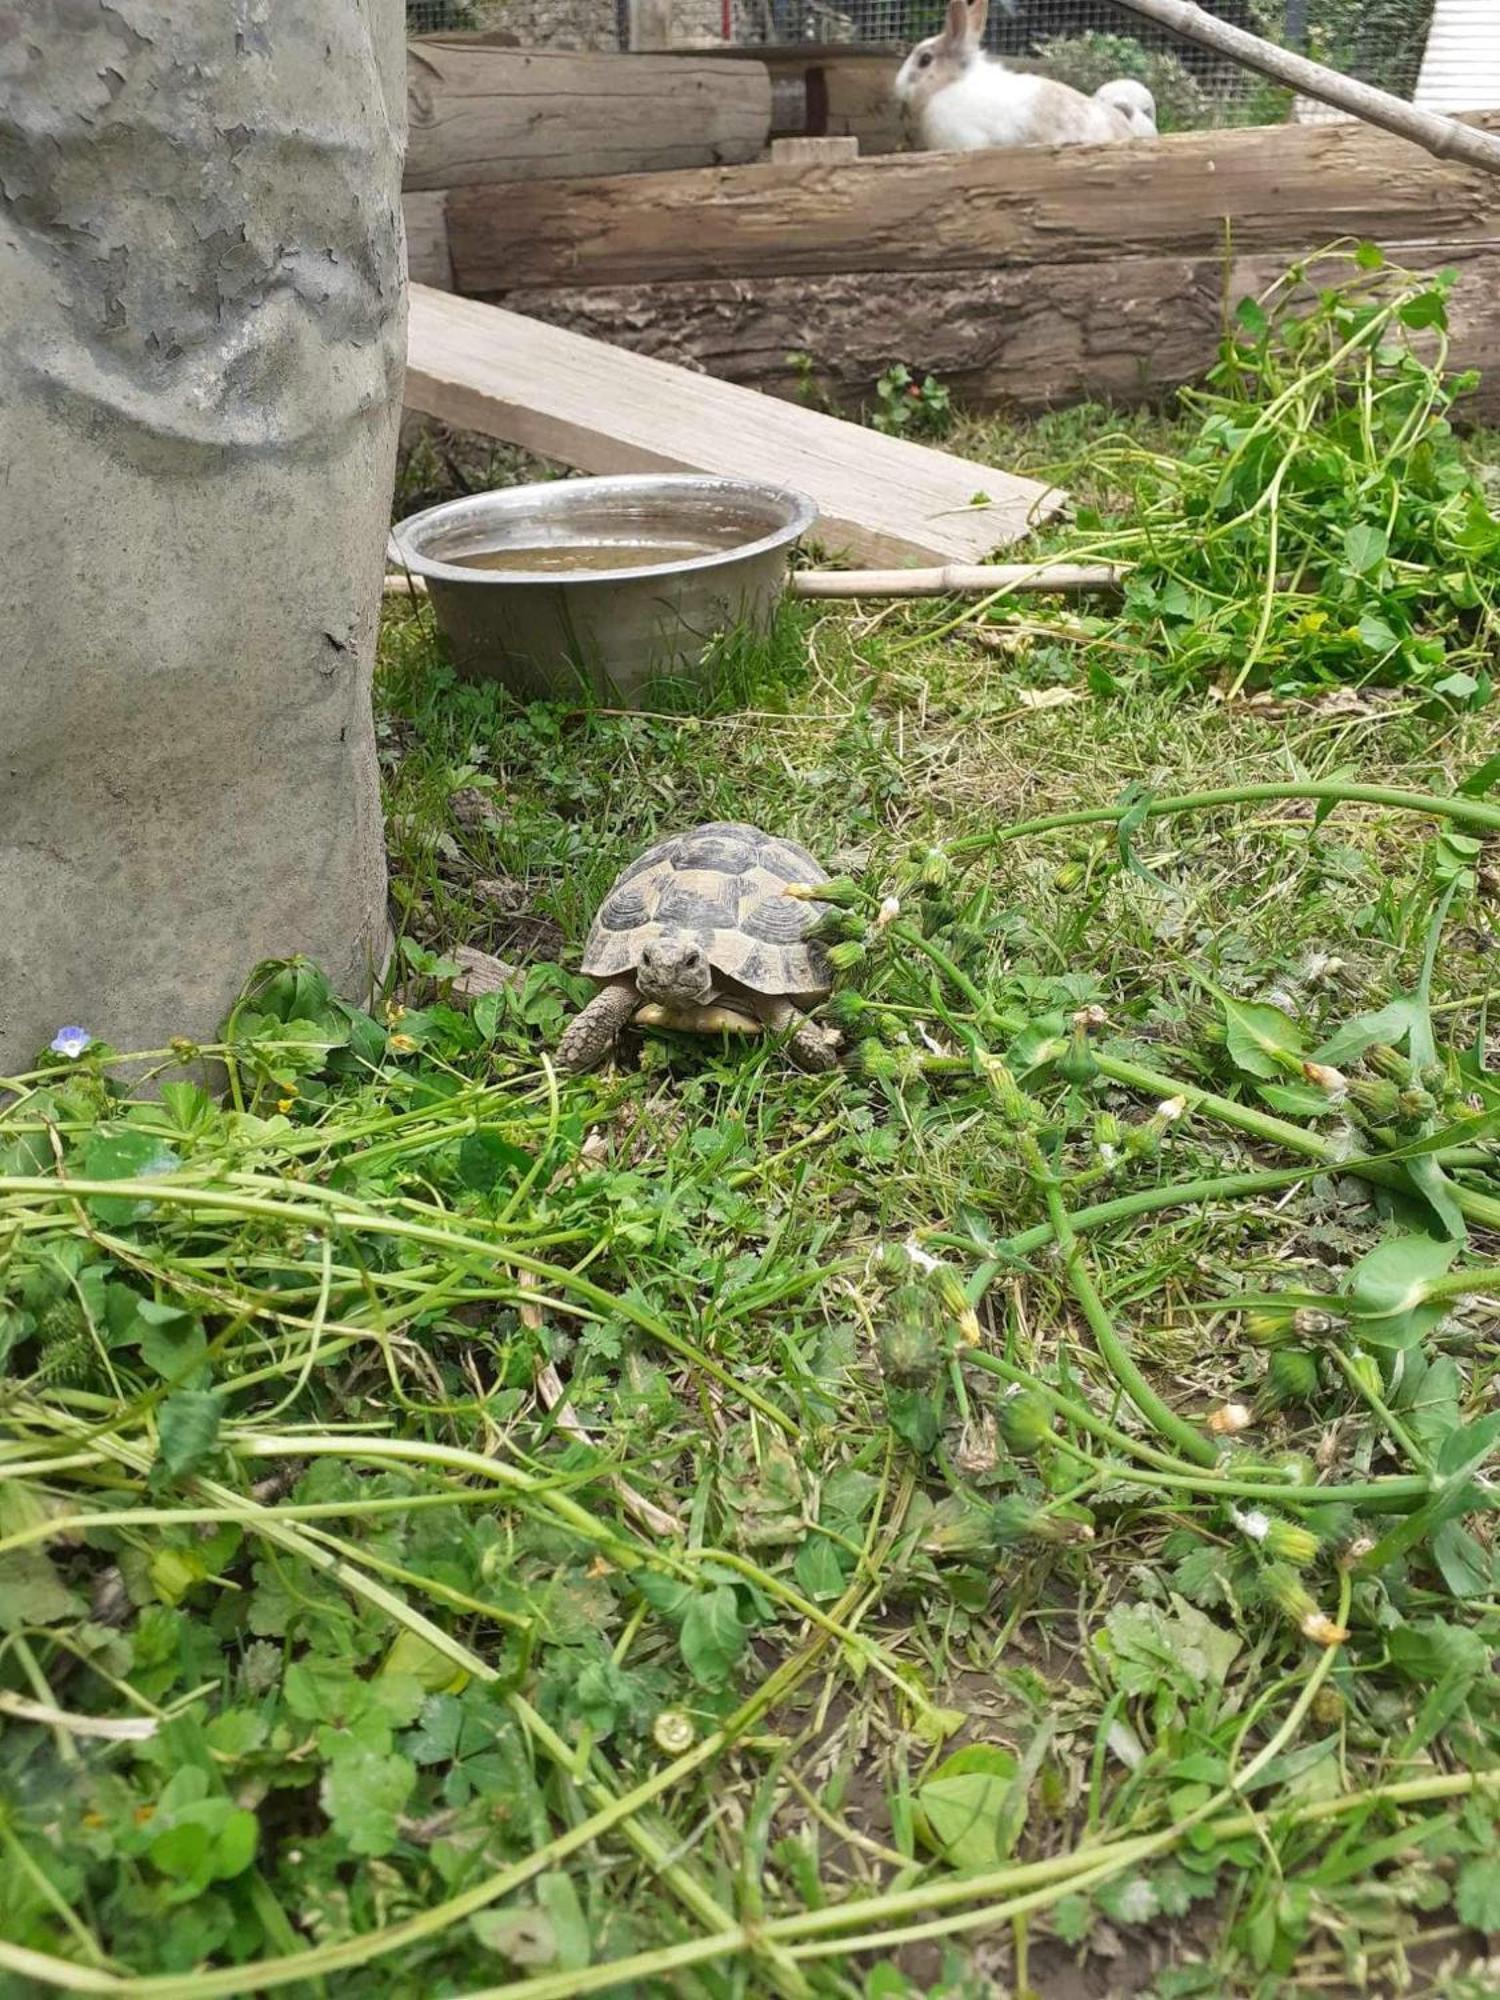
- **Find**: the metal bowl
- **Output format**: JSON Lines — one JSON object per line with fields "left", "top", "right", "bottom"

{"left": 389, "top": 473, "right": 817, "bottom": 704}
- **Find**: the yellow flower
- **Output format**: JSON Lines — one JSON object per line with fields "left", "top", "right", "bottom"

{"left": 276, "top": 1096, "right": 296, "bottom": 1115}
{"left": 389, "top": 1033, "right": 418, "bottom": 1054}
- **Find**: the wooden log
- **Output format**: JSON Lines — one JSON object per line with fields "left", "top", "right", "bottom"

{"left": 404, "top": 43, "right": 772, "bottom": 191}
{"left": 665, "top": 47, "right": 904, "bottom": 148}
{"left": 500, "top": 238, "right": 1500, "bottom": 418}
{"left": 820, "top": 54, "right": 904, "bottom": 152}
{"left": 444, "top": 112, "right": 1500, "bottom": 292}
{"left": 403, "top": 285, "right": 1062, "bottom": 566}
{"left": 402, "top": 192, "right": 452, "bottom": 291}
{"left": 771, "top": 136, "right": 860, "bottom": 164}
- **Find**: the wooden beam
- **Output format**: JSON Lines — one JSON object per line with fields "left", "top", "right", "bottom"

{"left": 403, "top": 286, "right": 1061, "bottom": 567}
{"left": 404, "top": 44, "right": 771, "bottom": 191}
{"left": 444, "top": 111, "right": 1500, "bottom": 293}
{"left": 402, "top": 192, "right": 452, "bottom": 291}
{"left": 499, "top": 237, "right": 1500, "bottom": 419}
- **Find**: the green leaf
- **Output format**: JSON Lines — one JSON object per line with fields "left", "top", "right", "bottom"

{"left": 204, "top": 1710, "right": 268, "bottom": 1760}
{"left": 1404, "top": 1356, "right": 1462, "bottom": 1453}
{"left": 1358, "top": 609, "right": 1400, "bottom": 654}
{"left": 633, "top": 1571, "right": 696, "bottom": 1627}
{"left": 1387, "top": 1617, "right": 1489, "bottom": 1685}
{"left": 535, "top": 1871, "right": 590, "bottom": 1972}
{"left": 319, "top": 1744, "right": 416, "bottom": 1857}
{"left": 915, "top": 1745, "right": 1018, "bottom": 1872}
{"left": 126, "top": 1298, "right": 209, "bottom": 1383}
{"left": 148, "top": 1803, "right": 258, "bottom": 1888}
{"left": 1115, "top": 783, "right": 1165, "bottom": 888}
{"left": 1216, "top": 992, "right": 1305, "bottom": 1081}
{"left": 679, "top": 1586, "right": 747, "bottom": 1689}
{"left": 210, "top": 1808, "right": 260, "bottom": 1882}
{"left": 1256, "top": 1082, "right": 1335, "bottom": 1117}
{"left": 1315, "top": 996, "right": 1419, "bottom": 1066}
{"left": 1431, "top": 1520, "right": 1492, "bottom": 1600}
{"left": 1456, "top": 1855, "right": 1500, "bottom": 1931}
{"left": 885, "top": 1385, "right": 940, "bottom": 1456}
{"left": 1403, "top": 1152, "right": 1468, "bottom": 1245}
{"left": 471, "top": 1908, "right": 557, "bottom": 1967}
{"left": 793, "top": 1532, "right": 847, "bottom": 1603}
{"left": 1345, "top": 1234, "right": 1459, "bottom": 1346}
{"left": 1398, "top": 287, "right": 1448, "bottom": 331}
{"left": 80, "top": 1129, "right": 181, "bottom": 1224}
{"left": 1097, "top": 1598, "right": 1241, "bottom": 1701}
{"left": 286, "top": 1659, "right": 363, "bottom": 1724}
{"left": 1052, "top": 1894, "right": 1093, "bottom": 1945}
{"left": 1234, "top": 296, "right": 1270, "bottom": 339}
{"left": 155, "top": 1391, "right": 224, "bottom": 1479}
{"left": 1436, "top": 1412, "right": 1500, "bottom": 1481}
{"left": 1343, "top": 523, "right": 1388, "bottom": 574}
{"left": 0, "top": 1547, "right": 81, "bottom": 1632}
{"left": 457, "top": 1128, "right": 534, "bottom": 1192}
{"left": 1096, "top": 1872, "right": 1160, "bottom": 1925}
{"left": 1458, "top": 752, "right": 1500, "bottom": 798}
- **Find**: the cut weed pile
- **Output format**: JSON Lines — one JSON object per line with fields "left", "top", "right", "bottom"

{"left": 4, "top": 263, "right": 1500, "bottom": 1999}
{"left": 951, "top": 251, "right": 1500, "bottom": 705}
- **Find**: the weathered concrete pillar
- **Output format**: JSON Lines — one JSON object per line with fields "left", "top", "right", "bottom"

{"left": 0, "top": 2, "right": 405, "bottom": 1072}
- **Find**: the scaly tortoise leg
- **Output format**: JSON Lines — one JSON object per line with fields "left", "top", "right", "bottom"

{"left": 556, "top": 977, "right": 639, "bottom": 1073}
{"left": 750, "top": 993, "right": 839, "bottom": 1073}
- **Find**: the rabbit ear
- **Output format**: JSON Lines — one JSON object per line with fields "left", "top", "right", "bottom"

{"left": 941, "top": 0, "right": 969, "bottom": 45}
{"left": 966, "top": 0, "right": 989, "bottom": 42}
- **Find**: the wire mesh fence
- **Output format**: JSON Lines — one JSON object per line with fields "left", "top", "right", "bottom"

{"left": 403, "top": 0, "right": 1440, "bottom": 124}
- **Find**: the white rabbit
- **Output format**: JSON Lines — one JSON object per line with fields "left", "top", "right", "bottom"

{"left": 1095, "top": 78, "right": 1158, "bottom": 136}
{"left": 895, "top": 0, "right": 1135, "bottom": 151}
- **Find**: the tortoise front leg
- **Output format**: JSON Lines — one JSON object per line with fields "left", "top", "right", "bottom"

{"left": 557, "top": 977, "right": 639, "bottom": 1073}
{"left": 750, "top": 994, "right": 839, "bottom": 1073}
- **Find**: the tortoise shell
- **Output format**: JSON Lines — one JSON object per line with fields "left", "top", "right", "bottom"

{"left": 581, "top": 822, "right": 832, "bottom": 997}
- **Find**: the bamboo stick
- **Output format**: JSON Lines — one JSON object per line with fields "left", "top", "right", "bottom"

{"left": 385, "top": 561, "right": 1124, "bottom": 601}
{"left": 1106, "top": 0, "right": 1500, "bottom": 175}
{"left": 789, "top": 562, "right": 1125, "bottom": 597}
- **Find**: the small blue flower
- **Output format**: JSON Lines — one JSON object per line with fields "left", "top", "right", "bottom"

{"left": 49, "top": 1026, "right": 92, "bottom": 1059}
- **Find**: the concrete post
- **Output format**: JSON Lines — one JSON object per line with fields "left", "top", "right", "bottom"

{"left": 0, "top": 2, "right": 405, "bottom": 1073}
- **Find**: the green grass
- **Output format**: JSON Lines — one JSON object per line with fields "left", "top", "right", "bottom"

{"left": 5, "top": 302, "right": 1500, "bottom": 1999}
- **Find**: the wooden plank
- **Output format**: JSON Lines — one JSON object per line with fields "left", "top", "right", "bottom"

{"left": 403, "top": 286, "right": 1060, "bottom": 566}
{"left": 1416, "top": 3, "right": 1500, "bottom": 113}
{"left": 500, "top": 238, "right": 1500, "bottom": 419}
{"left": 402, "top": 192, "right": 452, "bottom": 291}
{"left": 445, "top": 111, "right": 1500, "bottom": 293}
{"left": 405, "top": 44, "right": 771, "bottom": 191}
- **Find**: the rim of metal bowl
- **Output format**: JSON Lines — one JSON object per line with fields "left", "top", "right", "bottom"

{"left": 388, "top": 473, "right": 819, "bottom": 588}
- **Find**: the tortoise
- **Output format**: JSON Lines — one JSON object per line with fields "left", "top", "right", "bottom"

{"left": 556, "top": 822, "right": 839, "bottom": 1073}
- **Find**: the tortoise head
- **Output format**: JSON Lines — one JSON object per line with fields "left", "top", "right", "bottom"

{"left": 638, "top": 931, "right": 714, "bottom": 1006}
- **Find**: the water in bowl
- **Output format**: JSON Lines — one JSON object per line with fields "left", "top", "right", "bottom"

{"left": 453, "top": 541, "right": 717, "bottom": 575}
